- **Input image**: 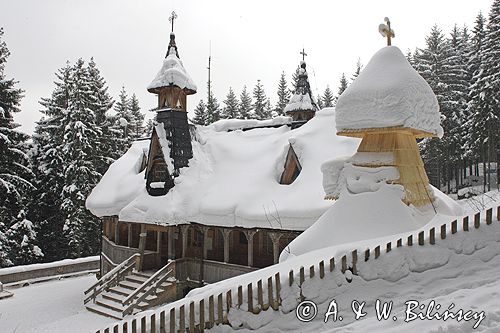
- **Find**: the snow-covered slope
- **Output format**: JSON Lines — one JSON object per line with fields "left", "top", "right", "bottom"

{"left": 335, "top": 46, "right": 443, "bottom": 137}
{"left": 86, "top": 108, "right": 360, "bottom": 230}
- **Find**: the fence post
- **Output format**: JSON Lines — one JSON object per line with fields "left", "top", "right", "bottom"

{"left": 309, "top": 265, "right": 315, "bottom": 279}
{"left": 418, "top": 231, "right": 424, "bottom": 245}
{"left": 474, "top": 212, "right": 480, "bottom": 228}
{"left": 299, "top": 267, "right": 305, "bottom": 285}
{"left": 179, "top": 304, "right": 185, "bottom": 333}
{"left": 329, "top": 257, "right": 335, "bottom": 272}
{"left": 226, "top": 290, "right": 232, "bottom": 312}
{"left": 275, "top": 272, "right": 281, "bottom": 308}
{"left": 189, "top": 302, "right": 195, "bottom": 333}
{"left": 440, "top": 224, "right": 446, "bottom": 240}
{"left": 141, "top": 316, "right": 146, "bottom": 333}
{"left": 159, "top": 311, "right": 165, "bottom": 333}
{"left": 113, "top": 324, "right": 119, "bottom": 333}
{"left": 397, "top": 238, "right": 402, "bottom": 247}
{"left": 452, "top": 220, "right": 457, "bottom": 234}
{"left": 288, "top": 270, "right": 294, "bottom": 286}
{"left": 123, "top": 322, "right": 128, "bottom": 333}
{"left": 364, "top": 249, "right": 370, "bottom": 262}
{"left": 386, "top": 242, "right": 392, "bottom": 253}
{"left": 486, "top": 208, "right": 492, "bottom": 225}
{"left": 267, "top": 276, "right": 273, "bottom": 310}
{"left": 463, "top": 216, "right": 469, "bottom": 231}
{"left": 104, "top": 328, "right": 110, "bottom": 333}
{"left": 429, "top": 228, "right": 435, "bottom": 245}
{"left": 150, "top": 314, "right": 156, "bottom": 333}
{"left": 237, "top": 286, "right": 243, "bottom": 307}
{"left": 247, "top": 283, "right": 254, "bottom": 313}
{"left": 352, "top": 250, "right": 358, "bottom": 275}
{"left": 217, "top": 293, "right": 223, "bottom": 324}
{"left": 375, "top": 246, "right": 380, "bottom": 259}
{"left": 170, "top": 308, "right": 176, "bottom": 333}
{"left": 407, "top": 235, "right": 413, "bottom": 246}
{"left": 208, "top": 296, "right": 214, "bottom": 329}
{"left": 199, "top": 299, "right": 205, "bottom": 332}
{"left": 257, "top": 280, "right": 264, "bottom": 310}
{"left": 341, "top": 255, "right": 347, "bottom": 273}
{"left": 132, "top": 319, "right": 137, "bottom": 333}
{"left": 497, "top": 206, "right": 500, "bottom": 221}
{"left": 319, "top": 260, "right": 325, "bottom": 279}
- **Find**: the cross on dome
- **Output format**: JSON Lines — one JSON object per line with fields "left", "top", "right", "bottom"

{"left": 379, "top": 17, "right": 395, "bottom": 46}
{"left": 300, "top": 48, "right": 307, "bottom": 61}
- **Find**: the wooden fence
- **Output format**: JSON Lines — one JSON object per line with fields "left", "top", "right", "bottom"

{"left": 96, "top": 205, "right": 499, "bottom": 333}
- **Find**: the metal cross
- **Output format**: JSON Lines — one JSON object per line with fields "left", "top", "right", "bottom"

{"left": 300, "top": 48, "right": 307, "bottom": 61}
{"left": 169, "top": 11, "right": 178, "bottom": 32}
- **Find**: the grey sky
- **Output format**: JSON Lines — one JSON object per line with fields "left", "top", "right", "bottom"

{"left": 0, "top": 0, "right": 493, "bottom": 134}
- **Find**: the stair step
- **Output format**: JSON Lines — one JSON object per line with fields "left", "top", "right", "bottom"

{"left": 103, "top": 291, "right": 158, "bottom": 304}
{"left": 108, "top": 285, "right": 134, "bottom": 297}
{"left": 133, "top": 270, "right": 154, "bottom": 279}
{"left": 86, "top": 302, "right": 123, "bottom": 320}
{"left": 126, "top": 274, "right": 149, "bottom": 284}
{"left": 96, "top": 297, "right": 125, "bottom": 312}
{"left": 119, "top": 280, "right": 142, "bottom": 290}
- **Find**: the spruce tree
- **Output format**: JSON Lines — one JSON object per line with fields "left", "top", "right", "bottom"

{"left": 30, "top": 63, "right": 72, "bottom": 262}
{"left": 334, "top": 73, "right": 348, "bottom": 104}
{"left": 316, "top": 94, "right": 324, "bottom": 110}
{"left": 239, "top": 86, "right": 252, "bottom": 119}
{"left": 351, "top": 58, "right": 363, "bottom": 82}
{"left": 6, "top": 216, "right": 43, "bottom": 265}
{"left": 275, "top": 72, "right": 290, "bottom": 115}
{"left": 291, "top": 66, "right": 300, "bottom": 92}
{"left": 145, "top": 118, "right": 156, "bottom": 135}
{"left": 114, "top": 86, "right": 132, "bottom": 150}
{"left": 322, "top": 85, "right": 334, "bottom": 107}
{"left": 206, "top": 82, "right": 221, "bottom": 124}
{"left": 60, "top": 59, "right": 101, "bottom": 258}
{"left": 252, "top": 80, "right": 271, "bottom": 119}
{"left": 128, "top": 93, "right": 145, "bottom": 139}
{"left": 222, "top": 87, "right": 239, "bottom": 119}
{"left": 192, "top": 99, "right": 207, "bottom": 125}
{"left": 0, "top": 28, "right": 37, "bottom": 266}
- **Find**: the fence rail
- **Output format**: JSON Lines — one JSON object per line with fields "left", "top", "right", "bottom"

{"left": 96, "top": 205, "right": 499, "bottom": 333}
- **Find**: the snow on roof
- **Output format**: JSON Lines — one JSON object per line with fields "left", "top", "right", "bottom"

{"left": 86, "top": 108, "right": 361, "bottom": 230}
{"left": 86, "top": 141, "right": 149, "bottom": 217}
{"left": 284, "top": 93, "right": 315, "bottom": 113}
{"left": 335, "top": 46, "right": 443, "bottom": 137}
{"left": 209, "top": 116, "right": 292, "bottom": 132}
{"left": 147, "top": 46, "right": 197, "bottom": 93}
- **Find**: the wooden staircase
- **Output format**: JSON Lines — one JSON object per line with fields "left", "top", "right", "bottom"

{"left": 84, "top": 255, "right": 176, "bottom": 319}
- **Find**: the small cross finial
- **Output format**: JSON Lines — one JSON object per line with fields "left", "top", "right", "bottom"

{"left": 379, "top": 17, "right": 395, "bottom": 46}
{"left": 300, "top": 48, "right": 308, "bottom": 61}
{"left": 169, "top": 11, "right": 178, "bottom": 33}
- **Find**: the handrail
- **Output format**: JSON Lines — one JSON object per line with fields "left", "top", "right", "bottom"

{"left": 122, "top": 269, "right": 173, "bottom": 316}
{"left": 83, "top": 253, "right": 139, "bottom": 304}
{"left": 122, "top": 260, "right": 175, "bottom": 307}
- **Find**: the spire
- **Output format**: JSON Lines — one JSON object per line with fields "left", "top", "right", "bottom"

{"left": 166, "top": 11, "right": 180, "bottom": 58}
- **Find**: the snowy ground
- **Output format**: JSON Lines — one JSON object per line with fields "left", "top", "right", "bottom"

{"left": 0, "top": 274, "right": 114, "bottom": 333}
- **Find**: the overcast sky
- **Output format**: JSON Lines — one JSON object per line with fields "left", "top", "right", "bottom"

{"left": 0, "top": 0, "right": 493, "bottom": 134}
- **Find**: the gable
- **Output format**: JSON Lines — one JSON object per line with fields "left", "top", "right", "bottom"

{"left": 280, "top": 144, "right": 302, "bottom": 185}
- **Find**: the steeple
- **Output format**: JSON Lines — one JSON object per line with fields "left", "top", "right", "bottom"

{"left": 145, "top": 14, "right": 196, "bottom": 196}
{"left": 284, "top": 51, "right": 318, "bottom": 129}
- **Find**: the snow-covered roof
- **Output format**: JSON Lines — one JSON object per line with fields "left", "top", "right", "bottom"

{"left": 284, "top": 93, "right": 315, "bottom": 113}
{"left": 209, "top": 116, "right": 292, "bottom": 132}
{"left": 335, "top": 46, "right": 443, "bottom": 137}
{"left": 284, "top": 62, "right": 318, "bottom": 114}
{"left": 86, "top": 108, "right": 360, "bottom": 231}
{"left": 147, "top": 36, "right": 197, "bottom": 94}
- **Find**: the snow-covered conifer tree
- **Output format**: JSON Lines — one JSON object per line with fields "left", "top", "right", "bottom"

{"left": 252, "top": 80, "right": 271, "bottom": 120}
{"left": 222, "top": 87, "right": 239, "bottom": 119}
{"left": 238, "top": 86, "right": 252, "bottom": 119}
{"left": 128, "top": 93, "right": 145, "bottom": 139}
{"left": 0, "top": 28, "right": 36, "bottom": 266}
{"left": 192, "top": 100, "right": 207, "bottom": 125}
{"left": 322, "top": 85, "right": 334, "bottom": 108}
{"left": 334, "top": 73, "right": 348, "bottom": 104}
{"left": 275, "top": 72, "right": 290, "bottom": 115}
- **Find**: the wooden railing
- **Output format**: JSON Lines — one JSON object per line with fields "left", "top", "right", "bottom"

{"left": 122, "top": 260, "right": 175, "bottom": 316}
{"left": 96, "top": 205, "right": 499, "bottom": 333}
{"left": 84, "top": 253, "right": 139, "bottom": 304}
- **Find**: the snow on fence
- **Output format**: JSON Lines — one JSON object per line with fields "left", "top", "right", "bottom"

{"left": 0, "top": 256, "right": 100, "bottom": 285}
{"left": 96, "top": 205, "right": 500, "bottom": 333}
